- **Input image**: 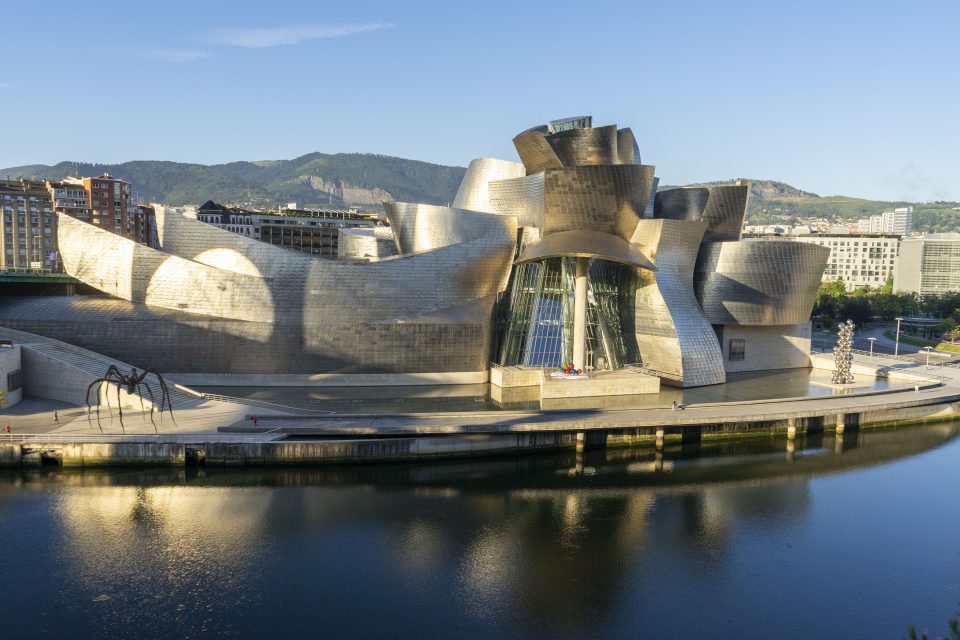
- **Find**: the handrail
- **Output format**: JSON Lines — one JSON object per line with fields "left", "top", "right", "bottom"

{"left": 199, "top": 393, "right": 336, "bottom": 415}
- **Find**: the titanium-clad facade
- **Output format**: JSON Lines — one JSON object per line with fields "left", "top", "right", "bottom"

{"left": 629, "top": 219, "right": 726, "bottom": 386}
{"left": 452, "top": 158, "right": 526, "bottom": 213}
{"left": 654, "top": 185, "right": 749, "bottom": 242}
{"left": 694, "top": 240, "right": 828, "bottom": 326}
{"left": 6, "top": 115, "right": 827, "bottom": 386}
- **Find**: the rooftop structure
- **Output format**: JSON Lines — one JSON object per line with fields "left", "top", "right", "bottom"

{"left": 1, "top": 116, "right": 828, "bottom": 394}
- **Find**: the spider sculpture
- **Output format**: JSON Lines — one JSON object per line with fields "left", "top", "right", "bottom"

{"left": 86, "top": 366, "right": 176, "bottom": 434}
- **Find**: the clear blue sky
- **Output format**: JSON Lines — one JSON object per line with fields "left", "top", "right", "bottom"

{"left": 2, "top": 0, "right": 957, "bottom": 201}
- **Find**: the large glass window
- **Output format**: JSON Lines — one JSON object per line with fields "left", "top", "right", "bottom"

{"left": 495, "top": 257, "right": 631, "bottom": 370}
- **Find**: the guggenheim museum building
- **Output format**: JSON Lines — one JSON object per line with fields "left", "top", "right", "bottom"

{"left": 0, "top": 116, "right": 829, "bottom": 395}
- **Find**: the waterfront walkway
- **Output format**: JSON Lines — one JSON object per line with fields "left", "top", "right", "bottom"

{"left": 1, "top": 350, "right": 957, "bottom": 443}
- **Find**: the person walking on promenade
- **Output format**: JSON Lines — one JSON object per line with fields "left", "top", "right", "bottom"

{"left": 3, "top": 424, "right": 10, "bottom": 433}
{"left": 53, "top": 411, "right": 59, "bottom": 424}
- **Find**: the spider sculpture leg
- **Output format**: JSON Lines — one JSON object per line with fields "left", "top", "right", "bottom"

{"left": 153, "top": 372, "right": 177, "bottom": 426}
{"left": 116, "top": 383, "right": 126, "bottom": 434}
{"left": 86, "top": 378, "right": 107, "bottom": 434}
{"left": 139, "top": 380, "right": 159, "bottom": 434}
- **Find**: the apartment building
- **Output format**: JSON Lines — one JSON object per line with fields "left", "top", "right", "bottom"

{"left": 0, "top": 179, "right": 59, "bottom": 271}
{"left": 795, "top": 234, "right": 900, "bottom": 291}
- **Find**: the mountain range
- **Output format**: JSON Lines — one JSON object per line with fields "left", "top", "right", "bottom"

{"left": 3, "top": 155, "right": 959, "bottom": 232}
{"left": 0, "top": 153, "right": 467, "bottom": 209}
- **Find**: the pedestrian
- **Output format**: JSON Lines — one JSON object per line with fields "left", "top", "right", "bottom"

{"left": 914, "top": 383, "right": 919, "bottom": 394}
{"left": 3, "top": 424, "right": 10, "bottom": 434}
{"left": 671, "top": 401, "right": 678, "bottom": 412}
{"left": 252, "top": 415, "right": 258, "bottom": 427}
{"left": 53, "top": 411, "right": 59, "bottom": 424}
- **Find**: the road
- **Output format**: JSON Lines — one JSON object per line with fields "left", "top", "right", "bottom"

{"left": 813, "top": 324, "right": 960, "bottom": 365}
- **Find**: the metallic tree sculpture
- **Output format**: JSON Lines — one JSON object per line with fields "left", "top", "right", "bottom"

{"left": 832, "top": 320, "right": 855, "bottom": 384}
{"left": 86, "top": 366, "right": 175, "bottom": 434}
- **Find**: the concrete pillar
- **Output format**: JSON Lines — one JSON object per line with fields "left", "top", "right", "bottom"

{"left": 655, "top": 429, "right": 665, "bottom": 451}
{"left": 836, "top": 413, "right": 845, "bottom": 434}
{"left": 787, "top": 425, "right": 797, "bottom": 440}
{"left": 575, "top": 431, "right": 586, "bottom": 454}
{"left": 786, "top": 439, "right": 795, "bottom": 462}
{"left": 572, "top": 257, "right": 589, "bottom": 370}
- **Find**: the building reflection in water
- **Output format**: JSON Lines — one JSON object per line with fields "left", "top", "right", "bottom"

{"left": 7, "top": 423, "right": 953, "bottom": 638}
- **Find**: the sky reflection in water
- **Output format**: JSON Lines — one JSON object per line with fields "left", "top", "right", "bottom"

{"left": 1, "top": 424, "right": 958, "bottom": 639}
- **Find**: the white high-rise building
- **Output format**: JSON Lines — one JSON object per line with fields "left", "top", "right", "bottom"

{"left": 856, "top": 206, "right": 912, "bottom": 237}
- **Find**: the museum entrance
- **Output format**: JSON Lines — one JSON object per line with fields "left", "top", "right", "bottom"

{"left": 494, "top": 257, "right": 631, "bottom": 371}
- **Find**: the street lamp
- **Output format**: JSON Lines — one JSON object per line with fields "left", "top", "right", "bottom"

{"left": 924, "top": 346, "right": 933, "bottom": 369}
{"left": 895, "top": 317, "right": 903, "bottom": 356}
{"left": 867, "top": 337, "right": 877, "bottom": 359}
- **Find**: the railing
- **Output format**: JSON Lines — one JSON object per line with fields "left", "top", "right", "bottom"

{"left": 198, "top": 393, "right": 336, "bottom": 415}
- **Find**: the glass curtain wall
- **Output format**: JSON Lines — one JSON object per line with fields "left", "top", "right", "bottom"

{"left": 496, "top": 257, "right": 632, "bottom": 370}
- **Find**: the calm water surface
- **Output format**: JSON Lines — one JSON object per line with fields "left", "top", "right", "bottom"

{"left": 2, "top": 425, "right": 959, "bottom": 639}
{"left": 195, "top": 368, "right": 901, "bottom": 413}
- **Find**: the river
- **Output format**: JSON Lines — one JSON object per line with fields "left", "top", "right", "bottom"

{"left": 1, "top": 424, "right": 958, "bottom": 639}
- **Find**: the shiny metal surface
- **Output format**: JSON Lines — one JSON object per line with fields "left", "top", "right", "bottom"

{"left": 654, "top": 185, "right": 749, "bottom": 242}
{"left": 452, "top": 158, "right": 526, "bottom": 213}
{"left": 513, "top": 129, "right": 564, "bottom": 174}
{"left": 383, "top": 202, "right": 516, "bottom": 255}
{"left": 616, "top": 127, "right": 641, "bottom": 165}
{"left": 629, "top": 219, "right": 726, "bottom": 386}
{"left": 694, "top": 239, "right": 830, "bottom": 325}
{"left": 542, "top": 165, "right": 656, "bottom": 240}
{"left": 488, "top": 173, "right": 545, "bottom": 229}
{"left": 43, "top": 115, "right": 826, "bottom": 385}
{"left": 515, "top": 230, "right": 656, "bottom": 270}
{"left": 545, "top": 125, "right": 619, "bottom": 166}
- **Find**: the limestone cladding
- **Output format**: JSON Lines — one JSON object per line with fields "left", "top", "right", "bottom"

{"left": 0, "top": 345, "right": 22, "bottom": 408}
{"left": 714, "top": 323, "right": 812, "bottom": 374}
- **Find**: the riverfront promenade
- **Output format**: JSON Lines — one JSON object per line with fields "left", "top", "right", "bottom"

{"left": 1, "top": 350, "right": 957, "bottom": 443}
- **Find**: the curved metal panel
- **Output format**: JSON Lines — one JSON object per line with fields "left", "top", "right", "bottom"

{"left": 701, "top": 185, "right": 749, "bottom": 242}
{"left": 542, "top": 165, "right": 656, "bottom": 240}
{"left": 383, "top": 202, "right": 516, "bottom": 255}
{"left": 488, "top": 173, "right": 545, "bottom": 229}
{"left": 545, "top": 125, "right": 619, "bottom": 166}
{"left": 513, "top": 129, "right": 563, "bottom": 174}
{"left": 694, "top": 240, "right": 830, "bottom": 325}
{"left": 616, "top": 127, "right": 640, "bottom": 165}
{"left": 628, "top": 219, "right": 726, "bottom": 387}
{"left": 452, "top": 158, "right": 526, "bottom": 213}
{"left": 654, "top": 185, "right": 748, "bottom": 242}
{"left": 68, "top": 207, "right": 518, "bottom": 325}
{"left": 515, "top": 230, "right": 656, "bottom": 270}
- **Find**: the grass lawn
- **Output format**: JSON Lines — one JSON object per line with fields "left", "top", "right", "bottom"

{"left": 883, "top": 331, "right": 960, "bottom": 353}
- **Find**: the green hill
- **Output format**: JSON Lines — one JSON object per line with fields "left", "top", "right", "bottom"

{"left": 4, "top": 158, "right": 959, "bottom": 233}
{"left": 0, "top": 153, "right": 467, "bottom": 209}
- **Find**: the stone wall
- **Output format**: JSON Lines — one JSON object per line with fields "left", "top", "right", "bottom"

{"left": 715, "top": 323, "right": 812, "bottom": 373}
{"left": 0, "top": 345, "right": 22, "bottom": 408}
